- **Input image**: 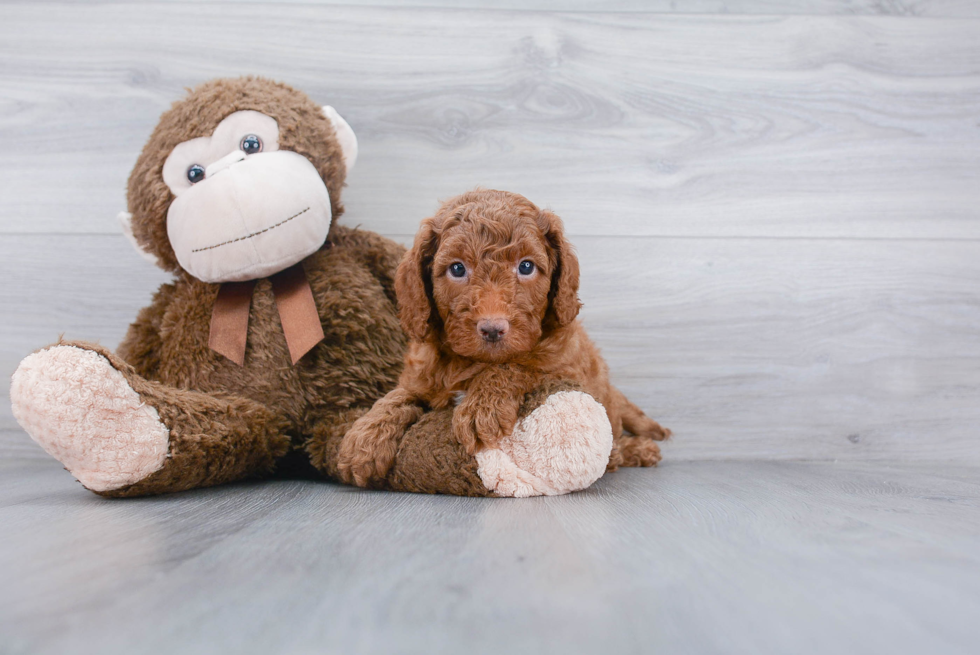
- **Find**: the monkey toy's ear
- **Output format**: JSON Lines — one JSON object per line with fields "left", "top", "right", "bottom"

{"left": 118, "top": 210, "right": 161, "bottom": 267}
{"left": 321, "top": 106, "right": 358, "bottom": 174}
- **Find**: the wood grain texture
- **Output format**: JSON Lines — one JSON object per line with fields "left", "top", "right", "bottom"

{"left": 1, "top": 458, "right": 978, "bottom": 655}
{"left": 3, "top": 233, "right": 978, "bottom": 462}
{"left": 22, "top": 0, "right": 980, "bottom": 18}
{"left": 1, "top": 5, "right": 978, "bottom": 239}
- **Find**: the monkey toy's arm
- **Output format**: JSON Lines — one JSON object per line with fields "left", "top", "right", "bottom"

{"left": 331, "top": 225, "right": 407, "bottom": 308}
{"left": 116, "top": 282, "right": 178, "bottom": 381}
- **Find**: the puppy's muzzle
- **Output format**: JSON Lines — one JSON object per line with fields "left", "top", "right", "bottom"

{"left": 478, "top": 318, "right": 509, "bottom": 343}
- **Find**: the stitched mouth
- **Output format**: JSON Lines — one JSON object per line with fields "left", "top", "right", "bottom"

{"left": 191, "top": 207, "right": 310, "bottom": 253}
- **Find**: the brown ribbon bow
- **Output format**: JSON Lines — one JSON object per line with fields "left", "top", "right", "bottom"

{"left": 208, "top": 263, "right": 325, "bottom": 366}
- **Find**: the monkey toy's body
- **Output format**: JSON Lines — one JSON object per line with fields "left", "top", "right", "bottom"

{"left": 11, "top": 78, "right": 413, "bottom": 497}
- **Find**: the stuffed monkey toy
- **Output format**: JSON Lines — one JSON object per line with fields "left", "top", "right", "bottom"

{"left": 10, "top": 77, "right": 618, "bottom": 498}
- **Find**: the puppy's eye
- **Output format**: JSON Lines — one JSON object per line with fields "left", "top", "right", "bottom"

{"left": 186, "top": 164, "right": 205, "bottom": 184}
{"left": 518, "top": 260, "right": 535, "bottom": 276}
{"left": 448, "top": 262, "right": 467, "bottom": 278}
{"left": 240, "top": 134, "right": 263, "bottom": 154}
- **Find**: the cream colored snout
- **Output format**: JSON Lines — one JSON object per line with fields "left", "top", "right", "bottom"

{"left": 167, "top": 149, "right": 333, "bottom": 283}
{"left": 205, "top": 149, "right": 247, "bottom": 177}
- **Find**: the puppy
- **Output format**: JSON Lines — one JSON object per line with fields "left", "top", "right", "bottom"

{"left": 337, "top": 189, "right": 669, "bottom": 487}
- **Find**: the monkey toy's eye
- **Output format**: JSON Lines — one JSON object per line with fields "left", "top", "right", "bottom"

{"left": 186, "top": 164, "right": 205, "bottom": 184}
{"left": 448, "top": 262, "right": 467, "bottom": 278}
{"left": 240, "top": 134, "right": 263, "bottom": 155}
{"left": 518, "top": 260, "right": 535, "bottom": 276}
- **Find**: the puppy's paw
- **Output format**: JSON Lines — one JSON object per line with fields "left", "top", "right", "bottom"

{"left": 453, "top": 397, "right": 518, "bottom": 453}
{"left": 613, "top": 435, "right": 662, "bottom": 468}
{"left": 337, "top": 392, "right": 424, "bottom": 487}
{"left": 337, "top": 420, "right": 397, "bottom": 487}
{"left": 474, "top": 402, "right": 518, "bottom": 449}
{"left": 633, "top": 417, "right": 672, "bottom": 441}
{"left": 451, "top": 409, "right": 479, "bottom": 455}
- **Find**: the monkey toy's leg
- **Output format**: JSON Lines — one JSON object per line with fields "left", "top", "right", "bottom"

{"left": 10, "top": 341, "right": 291, "bottom": 497}
{"left": 310, "top": 381, "right": 618, "bottom": 497}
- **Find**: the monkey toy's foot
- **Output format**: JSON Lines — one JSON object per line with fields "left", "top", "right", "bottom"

{"left": 10, "top": 344, "right": 170, "bottom": 492}
{"left": 475, "top": 386, "right": 613, "bottom": 498}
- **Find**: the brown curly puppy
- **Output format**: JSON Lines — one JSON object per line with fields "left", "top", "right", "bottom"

{"left": 337, "top": 189, "right": 669, "bottom": 487}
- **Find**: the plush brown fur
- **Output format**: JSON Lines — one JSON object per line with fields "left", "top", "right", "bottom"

{"left": 337, "top": 189, "right": 670, "bottom": 487}
{"left": 119, "top": 226, "right": 406, "bottom": 426}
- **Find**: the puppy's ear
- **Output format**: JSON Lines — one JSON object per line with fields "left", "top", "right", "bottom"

{"left": 539, "top": 209, "right": 581, "bottom": 327}
{"left": 395, "top": 217, "right": 441, "bottom": 340}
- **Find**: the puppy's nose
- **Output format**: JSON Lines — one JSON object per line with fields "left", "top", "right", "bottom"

{"left": 478, "top": 318, "right": 509, "bottom": 343}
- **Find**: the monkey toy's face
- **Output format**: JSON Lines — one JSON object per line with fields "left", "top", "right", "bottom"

{"left": 124, "top": 78, "right": 357, "bottom": 284}
{"left": 162, "top": 110, "right": 334, "bottom": 283}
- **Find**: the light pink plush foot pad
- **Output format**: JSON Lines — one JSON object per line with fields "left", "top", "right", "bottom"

{"left": 10, "top": 345, "right": 169, "bottom": 492}
{"left": 476, "top": 391, "right": 613, "bottom": 497}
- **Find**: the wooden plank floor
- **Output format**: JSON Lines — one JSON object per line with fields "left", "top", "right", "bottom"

{"left": 2, "top": 457, "right": 979, "bottom": 655}
{"left": 2, "top": 2, "right": 979, "bottom": 653}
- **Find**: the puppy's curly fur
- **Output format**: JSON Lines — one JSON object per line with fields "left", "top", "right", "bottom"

{"left": 337, "top": 189, "right": 669, "bottom": 487}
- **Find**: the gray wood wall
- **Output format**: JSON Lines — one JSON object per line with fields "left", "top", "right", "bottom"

{"left": 1, "top": 0, "right": 978, "bottom": 463}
